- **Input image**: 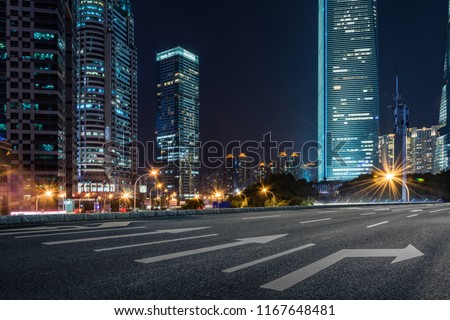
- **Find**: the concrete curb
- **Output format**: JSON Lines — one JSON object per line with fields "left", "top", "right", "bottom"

{"left": 0, "top": 202, "right": 438, "bottom": 226}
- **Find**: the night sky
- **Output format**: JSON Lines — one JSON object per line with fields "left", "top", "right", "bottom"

{"left": 131, "top": 0, "right": 448, "bottom": 154}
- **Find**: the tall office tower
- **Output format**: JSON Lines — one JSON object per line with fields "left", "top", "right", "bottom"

{"left": 0, "top": 0, "right": 76, "bottom": 211}
{"left": 76, "top": 0, "right": 138, "bottom": 194}
{"left": 156, "top": 47, "right": 200, "bottom": 200}
{"left": 318, "top": 0, "right": 380, "bottom": 181}
{"left": 435, "top": 0, "right": 450, "bottom": 173}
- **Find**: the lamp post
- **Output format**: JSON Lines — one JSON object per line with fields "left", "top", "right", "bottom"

{"left": 237, "top": 191, "right": 248, "bottom": 207}
{"left": 36, "top": 190, "right": 54, "bottom": 214}
{"left": 121, "top": 192, "right": 131, "bottom": 211}
{"left": 133, "top": 169, "right": 158, "bottom": 212}
{"left": 385, "top": 173, "right": 410, "bottom": 203}
{"left": 261, "top": 188, "right": 276, "bottom": 207}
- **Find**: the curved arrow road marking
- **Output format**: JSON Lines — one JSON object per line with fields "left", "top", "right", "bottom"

{"left": 261, "top": 245, "right": 424, "bottom": 292}
{"left": 135, "top": 234, "right": 288, "bottom": 264}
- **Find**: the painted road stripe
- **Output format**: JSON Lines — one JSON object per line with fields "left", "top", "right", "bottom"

{"left": 317, "top": 211, "right": 337, "bottom": 214}
{"left": 16, "top": 226, "right": 146, "bottom": 239}
{"left": 430, "top": 209, "right": 448, "bottom": 214}
{"left": 300, "top": 218, "right": 332, "bottom": 224}
{"left": 42, "top": 227, "right": 211, "bottom": 246}
{"left": 242, "top": 215, "right": 281, "bottom": 220}
{"left": 407, "top": 214, "right": 419, "bottom": 218}
{"left": 374, "top": 208, "right": 390, "bottom": 212}
{"left": 360, "top": 212, "right": 376, "bottom": 216}
{"left": 410, "top": 209, "right": 423, "bottom": 213}
{"left": 95, "top": 234, "right": 219, "bottom": 252}
{"left": 223, "top": 244, "right": 316, "bottom": 273}
{"left": 366, "top": 221, "right": 389, "bottom": 228}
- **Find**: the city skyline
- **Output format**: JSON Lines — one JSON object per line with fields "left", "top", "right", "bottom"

{"left": 132, "top": 0, "right": 448, "bottom": 150}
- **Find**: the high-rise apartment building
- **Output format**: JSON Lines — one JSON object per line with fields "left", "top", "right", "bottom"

{"left": 379, "top": 126, "right": 438, "bottom": 174}
{"left": 156, "top": 47, "right": 200, "bottom": 199}
{"left": 76, "top": 0, "right": 138, "bottom": 194}
{"left": 435, "top": 0, "right": 450, "bottom": 173}
{"left": 0, "top": 0, "right": 76, "bottom": 211}
{"left": 318, "top": 0, "right": 380, "bottom": 181}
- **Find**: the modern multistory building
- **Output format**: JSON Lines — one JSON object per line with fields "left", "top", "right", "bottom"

{"left": 156, "top": 47, "right": 200, "bottom": 200}
{"left": 76, "top": 0, "right": 138, "bottom": 194}
{"left": 435, "top": 0, "right": 450, "bottom": 173}
{"left": 318, "top": 0, "right": 380, "bottom": 181}
{"left": 379, "top": 126, "right": 438, "bottom": 174}
{"left": 0, "top": 0, "right": 76, "bottom": 211}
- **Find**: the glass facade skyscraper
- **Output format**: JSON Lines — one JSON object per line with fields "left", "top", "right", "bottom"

{"left": 0, "top": 0, "right": 76, "bottom": 211}
{"left": 156, "top": 47, "right": 200, "bottom": 199}
{"left": 435, "top": 0, "right": 450, "bottom": 173}
{"left": 318, "top": 0, "right": 380, "bottom": 182}
{"left": 76, "top": 0, "right": 138, "bottom": 194}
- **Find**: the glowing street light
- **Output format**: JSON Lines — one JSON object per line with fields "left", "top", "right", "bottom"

{"left": 133, "top": 169, "right": 159, "bottom": 211}
{"left": 384, "top": 171, "right": 410, "bottom": 202}
{"left": 36, "top": 189, "right": 55, "bottom": 214}
{"left": 261, "top": 187, "right": 276, "bottom": 207}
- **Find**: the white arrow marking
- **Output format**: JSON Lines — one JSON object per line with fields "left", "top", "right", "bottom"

{"left": 242, "top": 215, "right": 281, "bottom": 220}
{"left": 366, "top": 221, "right": 389, "bottom": 228}
{"left": 223, "top": 243, "right": 315, "bottom": 273}
{"left": 261, "top": 245, "right": 424, "bottom": 292}
{"left": 16, "top": 226, "right": 146, "bottom": 239}
{"left": 95, "top": 234, "right": 219, "bottom": 252}
{"left": 300, "top": 218, "right": 331, "bottom": 224}
{"left": 135, "top": 234, "right": 288, "bottom": 264}
{"left": 4, "top": 221, "right": 139, "bottom": 237}
{"left": 42, "top": 227, "right": 211, "bottom": 246}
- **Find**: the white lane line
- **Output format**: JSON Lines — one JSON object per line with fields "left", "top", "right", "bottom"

{"left": 360, "top": 212, "right": 376, "bottom": 216}
{"left": 95, "top": 234, "right": 219, "bottom": 252}
{"left": 223, "top": 244, "right": 316, "bottom": 273}
{"left": 407, "top": 214, "right": 419, "bottom": 218}
{"left": 374, "top": 208, "right": 390, "bottom": 212}
{"left": 366, "top": 221, "right": 389, "bottom": 228}
{"left": 16, "top": 226, "right": 146, "bottom": 239}
{"left": 42, "top": 227, "right": 211, "bottom": 246}
{"left": 317, "top": 211, "right": 337, "bottom": 214}
{"left": 300, "top": 218, "right": 332, "bottom": 224}
{"left": 0, "top": 226, "right": 90, "bottom": 236}
{"left": 410, "top": 209, "right": 423, "bottom": 213}
{"left": 242, "top": 215, "right": 281, "bottom": 220}
{"left": 430, "top": 209, "right": 448, "bottom": 214}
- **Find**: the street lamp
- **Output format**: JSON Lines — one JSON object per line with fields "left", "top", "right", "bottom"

{"left": 36, "top": 190, "right": 54, "bottom": 214}
{"left": 385, "top": 172, "right": 410, "bottom": 202}
{"left": 261, "top": 187, "right": 276, "bottom": 207}
{"left": 133, "top": 169, "right": 158, "bottom": 211}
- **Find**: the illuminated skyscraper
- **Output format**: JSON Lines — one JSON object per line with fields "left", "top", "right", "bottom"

{"left": 435, "top": 0, "right": 450, "bottom": 173}
{"left": 318, "top": 0, "right": 380, "bottom": 181}
{"left": 76, "top": 0, "right": 138, "bottom": 194}
{"left": 0, "top": 0, "right": 76, "bottom": 211}
{"left": 156, "top": 47, "right": 200, "bottom": 199}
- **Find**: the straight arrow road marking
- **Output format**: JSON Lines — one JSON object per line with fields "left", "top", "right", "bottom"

{"left": 300, "top": 218, "right": 332, "bottom": 224}
{"left": 366, "top": 221, "right": 389, "bottom": 228}
{"left": 42, "top": 227, "right": 211, "bottom": 246}
{"left": 4, "top": 221, "right": 140, "bottom": 237}
{"left": 16, "top": 226, "right": 146, "bottom": 239}
{"left": 95, "top": 234, "right": 219, "bottom": 252}
{"left": 223, "top": 243, "right": 316, "bottom": 273}
{"left": 242, "top": 215, "right": 281, "bottom": 220}
{"left": 261, "top": 245, "right": 424, "bottom": 292}
{"left": 135, "top": 234, "right": 288, "bottom": 264}
{"left": 407, "top": 214, "right": 419, "bottom": 218}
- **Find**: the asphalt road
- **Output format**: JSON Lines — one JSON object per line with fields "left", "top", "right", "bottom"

{"left": 1, "top": 203, "right": 450, "bottom": 300}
